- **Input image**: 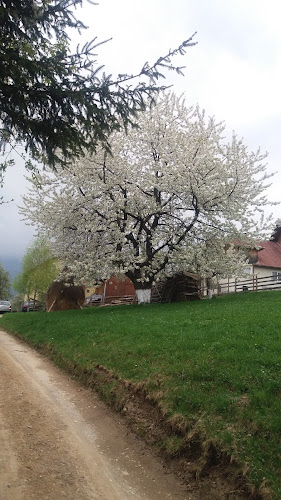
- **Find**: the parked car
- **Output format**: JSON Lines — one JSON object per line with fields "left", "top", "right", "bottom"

{"left": 83, "top": 294, "right": 103, "bottom": 306}
{"left": 22, "top": 301, "right": 45, "bottom": 312}
{"left": 22, "top": 301, "right": 32, "bottom": 312}
{"left": 0, "top": 300, "right": 12, "bottom": 313}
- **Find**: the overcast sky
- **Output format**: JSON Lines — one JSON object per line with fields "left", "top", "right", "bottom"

{"left": 1, "top": 0, "right": 281, "bottom": 260}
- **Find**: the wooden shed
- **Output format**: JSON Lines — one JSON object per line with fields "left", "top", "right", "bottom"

{"left": 98, "top": 275, "right": 136, "bottom": 304}
{"left": 84, "top": 275, "right": 136, "bottom": 305}
{"left": 151, "top": 272, "right": 201, "bottom": 303}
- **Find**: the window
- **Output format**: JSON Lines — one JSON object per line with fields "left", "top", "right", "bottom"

{"left": 272, "top": 271, "right": 281, "bottom": 281}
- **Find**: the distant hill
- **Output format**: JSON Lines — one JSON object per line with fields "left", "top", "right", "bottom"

{"left": 0, "top": 256, "right": 21, "bottom": 294}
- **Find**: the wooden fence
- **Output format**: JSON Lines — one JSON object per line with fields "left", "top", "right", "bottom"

{"left": 84, "top": 294, "right": 137, "bottom": 307}
{"left": 213, "top": 275, "right": 281, "bottom": 295}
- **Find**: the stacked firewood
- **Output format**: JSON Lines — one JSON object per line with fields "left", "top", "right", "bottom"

{"left": 151, "top": 273, "right": 201, "bottom": 303}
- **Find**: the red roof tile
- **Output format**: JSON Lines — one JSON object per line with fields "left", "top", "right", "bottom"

{"left": 255, "top": 241, "right": 281, "bottom": 268}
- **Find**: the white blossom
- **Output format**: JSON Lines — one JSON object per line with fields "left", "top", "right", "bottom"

{"left": 21, "top": 92, "right": 274, "bottom": 299}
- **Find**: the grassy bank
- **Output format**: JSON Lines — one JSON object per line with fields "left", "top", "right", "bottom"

{"left": 1, "top": 291, "right": 281, "bottom": 498}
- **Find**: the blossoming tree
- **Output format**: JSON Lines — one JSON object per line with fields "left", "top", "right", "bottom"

{"left": 21, "top": 93, "right": 273, "bottom": 303}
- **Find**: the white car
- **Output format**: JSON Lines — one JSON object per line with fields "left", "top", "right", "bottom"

{"left": 0, "top": 300, "right": 11, "bottom": 313}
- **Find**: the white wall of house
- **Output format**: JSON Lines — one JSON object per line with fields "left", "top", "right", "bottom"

{"left": 253, "top": 266, "right": 281, "bottom": 279}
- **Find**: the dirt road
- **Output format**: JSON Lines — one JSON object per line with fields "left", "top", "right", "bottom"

{"left": 0, "top": 329, "right": 193, "bottom": 500}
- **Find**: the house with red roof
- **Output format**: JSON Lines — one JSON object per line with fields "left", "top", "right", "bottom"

{"left": 249, "top": 223, "right": 281, "bottom": 280}
{"left": 216, "top": 223, "right": 281, "bottom": 294}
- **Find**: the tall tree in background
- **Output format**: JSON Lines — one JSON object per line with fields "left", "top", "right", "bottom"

{"left": 0, "top": 0, "right": 195, "bottom": 171}
{"left": 13, "top": 237, "right": 58, "bottom": 304}
{"left": 0, "top": 263, "right": 11, "bottom": 299}
{"left": 21, "top": 93, "right": 273, "bottom": 303}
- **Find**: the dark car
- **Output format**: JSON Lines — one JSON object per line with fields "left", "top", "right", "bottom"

{"left": 0, "top": 300, "right": 12, "bottom": 313}
{"left": 22, "top": 301, "right": 31, "bottom": 312}
{"left": 22, "top": 301, "right": 45, "bottom": 312}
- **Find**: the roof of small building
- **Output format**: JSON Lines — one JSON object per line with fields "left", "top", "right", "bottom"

{"left": 255, "top": 240, "right": 281, "bottom": 269}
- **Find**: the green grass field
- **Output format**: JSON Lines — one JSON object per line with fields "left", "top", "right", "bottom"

{"left": 1, "top": 291, "right": 281, "bottom": 498}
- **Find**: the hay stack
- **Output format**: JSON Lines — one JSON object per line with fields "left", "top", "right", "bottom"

{"left": 46, "top": 281, "right": 85, "bottom": 312}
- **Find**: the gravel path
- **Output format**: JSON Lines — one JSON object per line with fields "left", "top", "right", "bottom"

{"left": 0, "top": 329, "right": 192, "bottom": 499}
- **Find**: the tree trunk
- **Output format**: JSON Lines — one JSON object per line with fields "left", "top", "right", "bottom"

{"left": 135, "top": 288, "right": 151, "bottom": 304}
{"left": 206, "top": 278, "right": 213, "bottom": 299}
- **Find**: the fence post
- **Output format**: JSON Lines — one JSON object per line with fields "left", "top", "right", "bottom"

{"left": 234, "top": 278, "right": 237, "bottom": 293}
{"left": 200, "top": 277, "right": 204, "bottom": 297}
